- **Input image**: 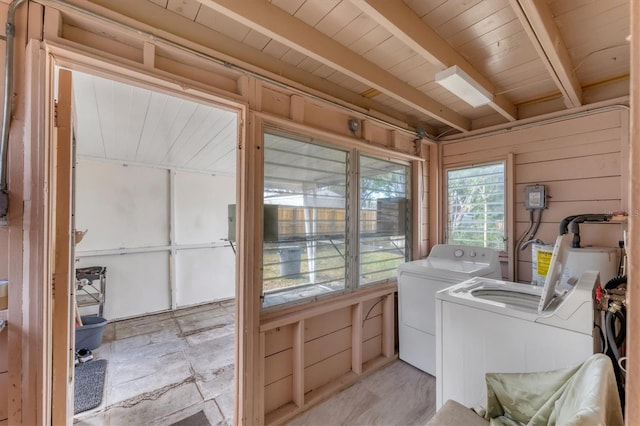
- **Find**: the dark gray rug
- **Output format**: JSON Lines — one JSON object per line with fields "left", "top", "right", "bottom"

{"left": 74, "top": 359, "right": 107, "bottom": 414}
{"left": 170, "top": 410, "right": 211, "bottom": 426}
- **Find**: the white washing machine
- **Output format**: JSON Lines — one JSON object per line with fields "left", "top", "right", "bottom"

{"left": 397, "top": 245, "right": 501, "bottom": 376}
{"left": 435, "top": 234, "right": 599, "bottom": 409}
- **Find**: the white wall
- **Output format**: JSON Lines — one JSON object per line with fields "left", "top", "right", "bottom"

{"left": 174, "top": 171, "right": 236, "bottom": 306}
{"left": 75, "top": 159, "right": 236, "bottom": 319}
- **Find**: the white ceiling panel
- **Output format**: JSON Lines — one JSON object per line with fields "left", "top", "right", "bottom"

{"left": 72, "top": 71, "right": 237, "bottom": 175}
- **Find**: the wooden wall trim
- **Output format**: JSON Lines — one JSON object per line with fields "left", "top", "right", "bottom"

{"left": 260, "top": 283, "right": 397, "bottom": 332}
{"left": 254, "top": 111, "right": 422, "bottom": 162}
{"left": 626, "top": 1, "right": 639, "bottom": 422}
{"left": 236, "top": 111, "right": 262, "bottom": 425}
{"left": 20, "top": 39, "right": 49, "bottom": 426}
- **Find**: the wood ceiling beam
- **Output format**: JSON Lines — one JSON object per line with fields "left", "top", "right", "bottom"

{"left": 508, "top": 0, "right": 582, "bottom": 108}
{"left": 197, "top": 0, "right": 470, "bottom": 132}
{"left": 56, "top": 0, "right": 434, "bottom": 132}
{"left": 351, "top": 0, "right": 517, "bottom": 122}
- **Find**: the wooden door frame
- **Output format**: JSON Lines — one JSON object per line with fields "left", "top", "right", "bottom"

{"left": 38, "top": 44, "right": 249, "bottom": 425}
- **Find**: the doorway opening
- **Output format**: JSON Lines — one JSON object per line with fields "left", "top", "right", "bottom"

{"left": 64, "top": 68, "right": 239, "bottom": 424}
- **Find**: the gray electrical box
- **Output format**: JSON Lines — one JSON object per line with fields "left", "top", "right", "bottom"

{"left": 524, "top": 185, "right": 547, "bottom": 210}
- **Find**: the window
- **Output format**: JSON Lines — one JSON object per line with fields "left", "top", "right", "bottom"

{"left": 262, "top": 132, "right": 410, "bottom": 308}
{"left": 446, "top": 162, "right": 505, "bottom": 250}
{"left": 359, "top": 156, "right": 410, "bottom": 286}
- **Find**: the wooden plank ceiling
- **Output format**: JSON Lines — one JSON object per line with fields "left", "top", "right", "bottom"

{"left": 143, "top": 0, "right": 629, "bottom": 138}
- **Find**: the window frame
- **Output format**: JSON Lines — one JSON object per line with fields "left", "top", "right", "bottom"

{"left": 260, "top": 126, "right": 412, "bottom": 311}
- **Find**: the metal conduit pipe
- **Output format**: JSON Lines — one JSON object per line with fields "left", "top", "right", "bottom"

{"left": 0, "top": 0, "right": 27, "bottom": 218}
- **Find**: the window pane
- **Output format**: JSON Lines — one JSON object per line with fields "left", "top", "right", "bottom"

{"left": 262, "top": 133, "right": 348, "bottom": 307}
{"left": 446, "top": 162, "right": 505, "bottom": 250}
{"left": 359, "top": 156, "right": 410, "bottom": 286}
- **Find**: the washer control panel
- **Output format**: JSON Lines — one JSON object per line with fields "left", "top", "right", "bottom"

{"left": 430, "top": 244, "right": 496, "bottom": 263}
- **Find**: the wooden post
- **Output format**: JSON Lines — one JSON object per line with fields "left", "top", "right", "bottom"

{"left": 51, "top": 68, "right": 74, "bottom": 426}
{"left": 351, "top": 302, "right": 363, "bottom": 375}
{"left": 382, "top": 293, "right": 394, "bottom": 358}
{"left": 292, "top": 320, "right": 305, "bottom": 406}
{"left": 626, "top": 1, "right": 639, "bottom": 422}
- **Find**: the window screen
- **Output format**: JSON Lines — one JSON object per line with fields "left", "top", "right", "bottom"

{"left": 446, "top": 162, "right": 505, "bottom": 250}
{"left": 262, "top": 133, "right": 348, "bottom": 307}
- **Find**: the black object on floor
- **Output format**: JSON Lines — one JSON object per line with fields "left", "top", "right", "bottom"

{"left": 74, "top": 359, "right": 107, "bottom": 415}
{"left": 170, "top": 410, "right": 211, "bottom": 426}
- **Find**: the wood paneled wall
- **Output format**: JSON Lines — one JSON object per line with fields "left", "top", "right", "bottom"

{"left": 441, "top": 108, "right": 628, "bottom": 281}
{"left": 4, "top": 2, "right": 631, "bottom": 425}
{"left": 261, "top": 288, "right": 395, "bottom": 425}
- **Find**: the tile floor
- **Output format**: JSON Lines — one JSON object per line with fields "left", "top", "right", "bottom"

{"left": 74, "top": 300, "right": 435, "bottom": 426}
{"left": 285, "top": 360, "right": 436, "bottom": 426}
{"left": 74, "top": 300, "right": 236, "bottom": 426}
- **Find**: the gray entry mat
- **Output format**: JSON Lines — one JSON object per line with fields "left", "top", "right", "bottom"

{"left": 74, "top": 359, "right": 107, "bottom": 415}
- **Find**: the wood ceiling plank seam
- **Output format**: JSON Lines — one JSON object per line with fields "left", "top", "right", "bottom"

{"left": 120, "top": 86, "right": 152, "bottom": 161}
{"left": 346, "top": 25, "right": 393, "bottom": 56}
{"left": 160, "top": 104, "right": 214, "bottom": 165}
{"left": 402, "top": 0, "right": 446, "bottom": 19}
{"left": 555, "top": 6, "right": 629, "bottom": 40}
{"left": 455, "top": 19, "right": 523, "bottom": 53}
{"left": 351, "top": 0, "right": 517, "bottom": 121}
{"left": 195, "top": 5, "right": 252, "bottom": 42}
{"left": 138, "top": 95, "right": 179, "bottom": 163}
{"left": 90, "top": 77, "right": 109, "bottom": 159}
{"left": 73, "top": 73, "right": 107, "bottom": 159}
{"left": 292, "top": 0, "right": 341, "bottom": 28}
{"left": 332, "top": 12, "right": 378, "bottom": 47}
{"left": 167, "top": 0, "right": 202, "bottom": 21}
{"left": 150, "top": 0, "right": 169, "bottom": 8}
{"left": 269, "top": 0, "right": 306, "bottom": 16}
{"left": 423, "top": 0, "right": 484, "bottom": 30}
{"left": 435, "top": 0, "right": 508, "bottom": 40}
{"left": 388, "top": 54, "right": 430, "bottom": 77}
{"left": 361, "top": 38, "right": 417, "bottom": 71}
{"left": 154, "top": 100, "right": 200, "bottom": 164}
{"left": 130, "top": 90, "right": 153, "bottom": 162}
{"left": 553, "top": 1, "right": 627, "bottom": 25}
{"left": 546, "top": 0, "right": 594, "bottom": 17}
{"left": 310, "top": 64, "right": 336, "bottom": 79}
{"left": 261, "top": 39, "right": 291, "bottom": 60}
{"left": 134, "top": 92, "right": 171, "bottom": 162}
{"left": 313, "top": 1, "right": 363, "bottom": 38}
{"left": 508, "top": 0, "right": 582, "bottom": 108}
{"left": 111, "top": 82, "right": 132, "bottom": 158}
{"left": 445, "top": 6, "right": 518, "bottom": 49}
{"left": 185, "top": 116, "right": 236, "bottom": 166}
{"left": 170, "top": 112, "right": 232, "bottom": 163}
{"left": 242, "top": 30, "right": 272, "bottom": 51}
{"left": 297, "top": 57, "right": 324, "bottom": 75}
{"left": 280, "top": 48, "right": 308, "bottom": 68}
{"left": 198, "top": 0, "right": 470, "bottom": 130}
{"left": 461, "top": 30, "right": 541, "bottom": 67}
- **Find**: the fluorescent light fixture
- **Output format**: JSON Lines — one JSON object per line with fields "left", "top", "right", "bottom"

{"left": 435, "top": 65, "right": 493, "bottom": 107}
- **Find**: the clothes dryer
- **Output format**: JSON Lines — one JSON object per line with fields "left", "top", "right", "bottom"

{"left": 397, "top": 245, "right": 501, "bottom": 375}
